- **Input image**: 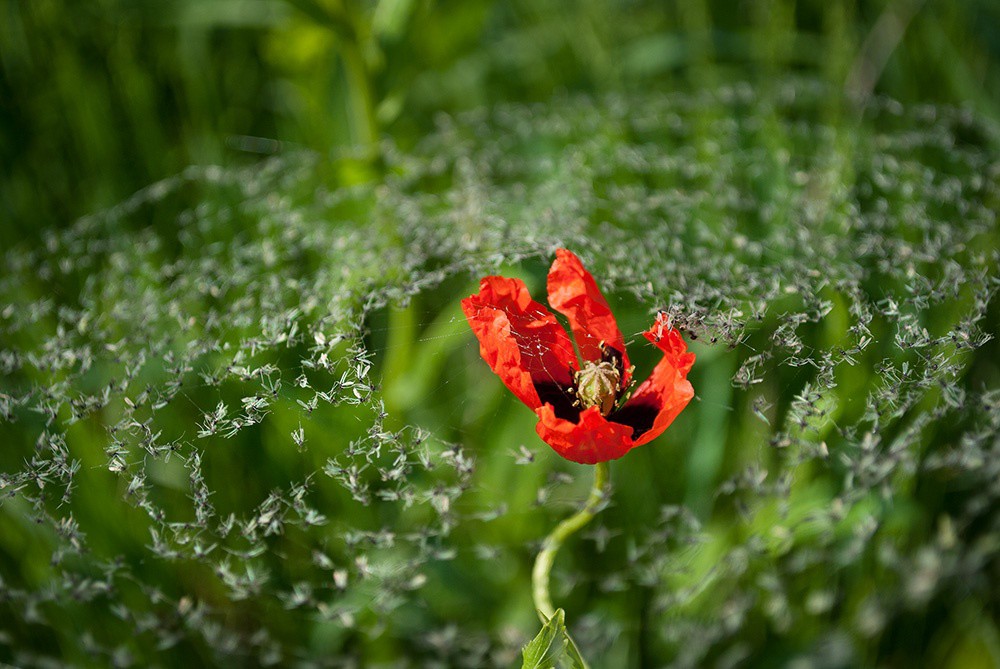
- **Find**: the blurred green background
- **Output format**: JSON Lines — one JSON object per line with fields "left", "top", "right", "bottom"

{"left": 3, "top": 0, "right": 1000, "bottom": 249}
{"left": 3, "top": 1, "right": 1000, "bottom": 668}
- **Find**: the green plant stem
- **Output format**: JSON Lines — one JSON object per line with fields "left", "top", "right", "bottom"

{"left": 341, "top": 42, "right": 378, "bottom": 148}
{"left": 531, "top": 461, "right": 610, "bottom": 622}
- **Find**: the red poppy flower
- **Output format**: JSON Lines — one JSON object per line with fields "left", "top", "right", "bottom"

{"left": 461, "top": 249, "right": 695, "bottom": 464}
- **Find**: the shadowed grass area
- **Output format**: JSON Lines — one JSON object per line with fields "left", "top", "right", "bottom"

{"left": 3, "top": 0, "right": 999, "bottom": 250}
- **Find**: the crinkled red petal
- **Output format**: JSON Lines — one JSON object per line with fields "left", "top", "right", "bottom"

{"left": 461, "top": 276, "right": 577, "bottom": 410}
{"left": 535, "top": 405, "right": 635, "bottom": 464}
{"left": 624, "top": 312, "right": 696, "bottom": 447}
{"left": 546, "top": 249, "right": 631, "bottom": 387}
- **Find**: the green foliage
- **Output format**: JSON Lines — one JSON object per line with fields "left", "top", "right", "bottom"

{"left": 521, "top": 610, "right": 587, "bottom": 669}
{"left": 1, "top": 81, "right": 999, "bottom": 666}
{"left": 2, "top": 1, "right": 1000, "bottom": 667}
{"left": 3, "top": 0, "right": 1000, "bottom": 249}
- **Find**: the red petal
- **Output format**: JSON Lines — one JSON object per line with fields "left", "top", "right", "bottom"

{"left": 619, "top": 313, "right": 695, "bottom": 447}
{"left": 461, "top": 276, "right": 577, "bottom": 410}
{"left": 535, "top": 405, "right": 635, "bottom": 464}
{"left": 546, "top": 249, "right": 631, "bottom": 386}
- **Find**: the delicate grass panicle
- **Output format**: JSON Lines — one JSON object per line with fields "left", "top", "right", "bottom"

{"left": 1, "top": 82, "right": 999, "bottom": 666}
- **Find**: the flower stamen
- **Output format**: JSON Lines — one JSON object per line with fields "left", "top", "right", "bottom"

{"left": 573, "top": 360, "right": 621, "bottom": 416}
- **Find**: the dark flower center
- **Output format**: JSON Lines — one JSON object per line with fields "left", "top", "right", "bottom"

{"left": 533, "top": 344, "right": 658, "bottom": 440}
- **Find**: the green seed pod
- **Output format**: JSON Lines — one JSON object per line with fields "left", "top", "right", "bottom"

{"left": 573, "top": 361, "right": 620, "bottom": 416}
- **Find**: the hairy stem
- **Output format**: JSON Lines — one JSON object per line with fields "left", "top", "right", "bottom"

{"left": 531, "top": 462, "right": 611, "bottom": 621}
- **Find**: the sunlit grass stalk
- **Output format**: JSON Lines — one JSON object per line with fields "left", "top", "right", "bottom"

{"left": 531, "top": 461, "right": 610, "bottom": 621}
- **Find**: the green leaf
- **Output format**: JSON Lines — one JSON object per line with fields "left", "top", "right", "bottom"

{"left": 372, "top": 0, "right": 416, "bottom": 41}
{"left": 521, "top": 609, "right": 568, "bottom": 669}
{"left": 562, "top": 631, "right": 589, "bottom": 669}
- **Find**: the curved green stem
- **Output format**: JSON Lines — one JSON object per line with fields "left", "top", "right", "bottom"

{"left": 531, "top": 462, "right": 611, "bottom": 622}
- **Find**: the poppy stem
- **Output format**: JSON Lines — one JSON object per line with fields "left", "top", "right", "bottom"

{"left": 531, "top": 461, "right": 611, "bottom": 622}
